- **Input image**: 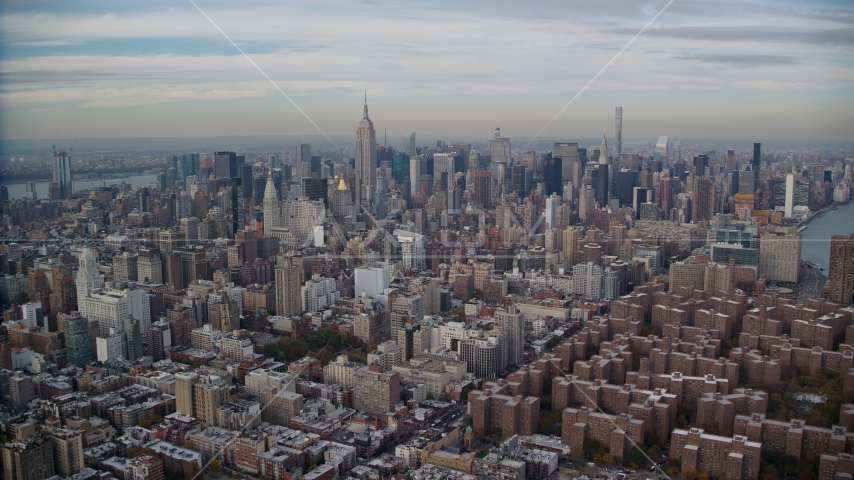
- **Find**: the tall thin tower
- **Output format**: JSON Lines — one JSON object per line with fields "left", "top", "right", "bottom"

{"left": 53, "top": 148, "right": 73, "bottom": 199}
{"left": 615, "top": 107, "right": 622, "bottom": 157}
{"left": 355, "top": 93, "right": 377, "bottom": 204}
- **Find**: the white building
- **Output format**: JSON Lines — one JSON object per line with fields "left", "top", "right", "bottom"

{"left": 21, "top": 302, "right": 45, "bottom": 330}
{"left": 79, "top": 284, "right": 151, "bottom": 337}
{"left": 354, "top": 262, "right": 389, "bottom": 301}
{"left": 301, "top": 275, "right": 340, "bottom": 313}
{"left": 367, "top": 341, "right": 402, "bottom": 370}
{"left": 400, "top": 236, "right": 426, "bottom": 271}
{"left": 572, "top": 262, "right": 603, "bottom": 299}
{"left": 97, "top": 329, "right": 125, "bottom": 362}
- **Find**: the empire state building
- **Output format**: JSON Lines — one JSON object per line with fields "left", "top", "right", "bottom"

{"left": 355, "top": 95, "right": 377, "bottom": 204}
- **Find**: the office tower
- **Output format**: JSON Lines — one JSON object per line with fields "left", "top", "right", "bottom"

{"left": 275, "top": 266, "right": 302, "bottom": 317}
{"left": 553, "top": 142, "right": 579, "bottom": 184}
{"left": 214, "top": 151, "right": 238, "bottom": 179}
{"left": 125, "top": 455, "right": 164, "bottom": 480}
{"left": 659, "top": 174, "right": 672, "bottom": 215}
{"left": 45, "top": 427, "right": 84, "bottom": 477}
{"left": 673, "top": 139, "right": 682, "bottom": 165}
{"left": 268, "top": 154, "right": 280, "bottom": 169}
{"left": 615, "top": 107, "right": 622, "bottom": 157}
{"left": 374, "top": 170, "right": 387, "bottom": 218}
{"left": 693, "top": 154, "right": 709, "bottom": 177}
{"left": 579, "top": 184, "right": 595, "bottom": 223}
{"left": 738, "top": 169, "right": 756, "bottom": 195}
{"left": 488, "top": 127, "right": 511, "bottom": 164}
{"left": 302, "top": 178, "right": 328, "bottom": 207}
{"left": 24, "top": 180, "right": 36, "bottom": 199}
{"left": 544, "top": 194, "right": 558, "bottom": 229}
{"left": 76, "top": 245, "right": 103, "bottom": 306}
{"left": 654, "top": 136, "right": 670, "bottom": 165}
{"left": 752, "top": 142, "right": 762, "bottom": 192}
{"left": 262, "top": 169, "right": 279, "bottom": 234}
{"left": 1, "top": 434, "right": 55, "bottom": 480}
{"left": 541, "top": 154, "right": 563, "bottom": 196}
{"left": 63, "top": 313, "right": 92, "bottom": 367}
{"left": 784, "top": 173, "right": 795, "bottom": 217}
{"left": 727, "top": 149, "right": 735, "bottom": 172}
{"left": 828, "top": 234, "right": 854, "bottom": 305}
{"left": 239, "top": 163, "right": 253, "bottom": 199}
{"left": 392, "top": 151, "right": 410, "bottom": 185}
{"left": 409, "top": 156, "right": 422, "bottom": 194}
{"left": 614, "top": 170, "right": 637, "bottom": 206}
{"left": 50, "top": 267, "right": 76, "bottom": 320}
{"left": 510, "top": 164, "right": 526, "bottom": 195}
{"left": 355, "top": 96, "right": 377, "bottom": 203}
{"left": 758, "top": 227, "right": 801, "bottom": 283}
{"left": 474, "top": 170, "right": 492, "bottom": 209}
{"left": 692, "top": 176, "right": 715, "bottom": 222}
{"left": 296, "top": 143, "right": 311, "bottom": 169}
{"left": 402, "top": 132, "right": 416, "bottom": 156}
{"left": 53, "top": 149, "right": 73, "bottom": 199}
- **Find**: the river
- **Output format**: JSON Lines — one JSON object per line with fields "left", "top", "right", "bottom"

{"left": 4, "top": 174, "right": 159, "bottom": 200}
{"left": 799, "top": 201, "right": 854, "bottom": 269}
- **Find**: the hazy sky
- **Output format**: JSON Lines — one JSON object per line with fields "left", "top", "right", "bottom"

{"left": 1, "top": 0, "right": 853, "bottom": 145}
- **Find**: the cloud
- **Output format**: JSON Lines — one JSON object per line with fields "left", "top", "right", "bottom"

{"left": 673, "top": 53, "right": 798, "bottom": 67}
{"left": 623, "top": 26, "right": 854, "bottom": 46}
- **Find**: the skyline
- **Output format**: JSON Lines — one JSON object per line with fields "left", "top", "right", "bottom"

{"left": 0, "top": 0, "right": 852, "bottom": 143}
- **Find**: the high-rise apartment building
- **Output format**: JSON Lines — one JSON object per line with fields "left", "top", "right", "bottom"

{"left": 615, "top": 107, "right": 622, "bottom": 157}
{"left": 692, "top": 176, "right": 715, "bottom": 222}
{"left": 495, "top": 307, "right": 523, "bottom": 367}
{"left": 355, "top": 97, "right": 377, "bottom": 203}
{"left": 125, "top": 455, "right": 165, "bottom": 480}
{"left": 752, "top": 142, "right": 762, "bottom": 193}
{"left": 275, "top": 266, "right": 302, "bottom": 317}
{"left": 1, "top": 434, "right": 55, "bottom": 480}
{"left": 45, "top": 427, "right": 84, "bottom": 477}
{"left": 758, "top": 226, "right": 801, "bottom": 283}
{"left": 113, "top": 252, "right": 138, "bottom": 282}
{"left": 828, "top": 234, "right": 854, "bottom": 305}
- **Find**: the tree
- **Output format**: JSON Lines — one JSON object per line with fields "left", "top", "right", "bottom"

{"left": 138, "top": 419, "right": 152, "bottom": 429}
{"left": 626, "top": 447, "right": 646, "bottom": 468}
{"left": 184, "top": 462, "right": 200, "bottom": 480}
{"left": 262, "top": 343, "right": 279, "bottom": 358}
{"left": 14, "top": 292, "right": 28, "bottom": 305}
{"left": 183, "top": 439, "right": 196, "bottom": 450}
{"left": 210, "top": 459, "right": 221, "bottom": 471}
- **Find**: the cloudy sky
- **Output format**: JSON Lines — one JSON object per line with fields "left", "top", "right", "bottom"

{"left": 1, "top": 0, "right": 852, "bottom": 144}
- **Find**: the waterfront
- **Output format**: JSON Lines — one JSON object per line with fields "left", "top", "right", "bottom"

{"left": 4, "top": 174, "right": 159, "bottom": 200}
{"left": 799, "top": 201, "right": 854, "bottom": 269}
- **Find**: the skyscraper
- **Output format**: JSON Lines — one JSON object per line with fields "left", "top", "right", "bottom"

{"left": 473, "top": 170, "right": 492, "bottom": 209}
{"left": 828, "top": 234, "right": 854, "bottom": 305}
{"left": 63, "top": 313, "right": 92, "bottom": 367}
{"left": 784, "top": 173, "right": 795, "bottom": 218}
{"left": 53, "top": 149, "right": 73, "bottom": 199}
{"left": 275, "top": 266, "right": 302, "bottom": 317}
{"left": 355, "top": 95, "right": 377, "bottom": 204}
{"left": 402, "top": 132, "right": 416, "bottom": 157}
{"left": 615, "top": 107, "right": 622, "bottom": 157}
{"left": 752, "top": 143, "right": 762, "bottom": 193}
{"left": 553, "top": 142, "right": 579, "bottom": 184}
{"left": 214, "top": 151, "right": 238, "bottom": 179}
{"left": 692, "top": 176, "right": 715, "bottom": 222}
{"left": 487, "top": 128, "right": 511, "bottom": 164}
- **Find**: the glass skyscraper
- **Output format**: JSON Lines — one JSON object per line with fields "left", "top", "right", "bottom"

{"left": 63, "top": 313, "right": 92, "bottom": 367}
